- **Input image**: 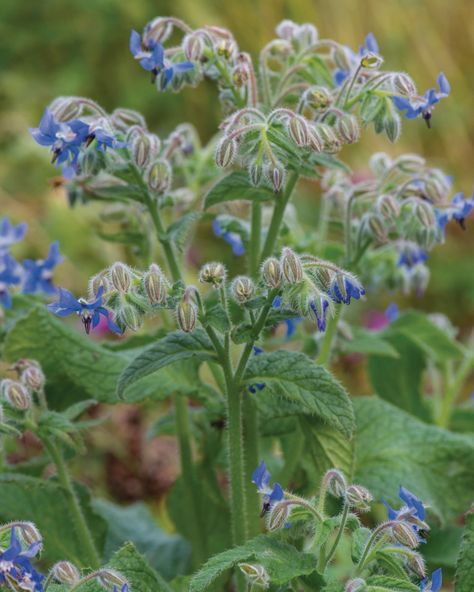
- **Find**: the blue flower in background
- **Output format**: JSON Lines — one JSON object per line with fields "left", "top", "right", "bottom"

{"left": 130, "top": 30, "right": 193, "bottom": 87}
{"left": 328, "top": 274, "right": 365, "bottom": 305}
{"left": 248, "top": 346, "right": 265, "bottom": 393}
{"left": 393, "top": 73, "right": 450, "bottom": 127}
{"left": 436, "top": 192, "right": 474, "bottom": 231}
{"left": 252, "top": 461, "right": 284, "bottom": 516}
{"left": 0, "top": 528, "right": 44, "bottom": 592}
{"left": 212, "top": 218, "right": 245, "bottom": 256}
{"left": 384, "top": 302, "right": 399, "bottom": 323}
{"left": 397, "top": 244, "right": 428, "bottom": 269}
{"left": 22, "top": 241, "right": 63, "bottom": 295}
{"left": 0, "top": 218, "right": 27, "bottom": 255}
{"left": 420, "top": 568, "right": 442, "bottom": 592}
{"left": 30, "top": 109, "right": 90, "bottom": 176}
{"left": 272, "top": 295, "right": 303, "bottom": 338}
{"left": 0, "top": 254, "right": 22, "bottom": 308}
{"left": 334, "top": 33, "right": 379, "bottom": 86}
{"left": 48, "top": 285, "right": 122, "bottom": 335}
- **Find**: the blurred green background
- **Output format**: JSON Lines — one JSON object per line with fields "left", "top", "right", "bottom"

{"left": 1, "top": 0, "right": 474, "bottom": 325}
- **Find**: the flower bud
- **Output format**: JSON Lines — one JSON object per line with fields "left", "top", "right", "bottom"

{"left": 316, "top": 124, "right": 341, "bottom": 153}
{"left": 307, "top": 125, "right": 324, "bottom": 152}
{"left": 287, "top": 115, "right": 310, "bottom": 146}
{"left": 407, "top": 552, "right": 426, "bottom": 578}
{"left": 18, "top": 363, "right": 45, "bottom": 392}
{"left": 17, "top": 522, "right": 42, "bottom": 549}
{"left": 336, "top": 114, "right": 360, "bottom": 144}
{"left": 268, "top": 162, "right": 286, "bottom": 192}
{"left": 231, "top": 276, "right": 255, "bottom": 303}
{"left": 146, "top": 159, "right": 172, "bottom": 194}
{"left": 294, "top": 23, "right": 318, "bottom": 47}
{"left": 144, "top": 17, "right": 173, "bottom": 45}
{"left": 51, "top": 98, "right": 83, "bottom": 122}
{"left": 383, "top": 109, "right": 401, "bottom": 143}
{"left": 376, "top": 194, "right": 400, "bottom": 223}
{"left": 118, "top": 304, "right": 143, "bottom": 332}
{"left": 262, "top": 257, "right": 283, "bottom": 289}
{"left": 199, "top": 262, "right": 227, "bottom": 287}
{"left": 131, "top": 133, "right": 160, "bottom": 169}
{"left": 215, "top": 136, "right": 237, "bottom": 168}
{"left": 281, "top": 248, "right": 303, "bottom": 284}
{"left": 89, "top": 271, "right": 112, "bottom": 298}
{"left": 345, "top": 578, "right": 366, "bottom": 592}
{"left": 216, "top": 39, "right": 237, "bottom": 60}
{"left": 364, "top": 213, "right": 388, "bottom": 243}
{"left": 333, "top": 45, "right": 352, "bottom": 72}
{"left": 176, "top": 300, "right": 198, "bottom": 332}
{"left": 360, "top": 52, "right": 383, "bottom": 69}
{"left": 392, "top": 73, "right": 417, "bottom": 97}
{"left": 52, "top": 561, "right": 81, "bottom": 585}
{"left": 238, "top": 563, "right": 270, "bottom": 589}
{"left": 415, "top": 201, "right": 436, "bottom": 228}
{"left": 248, "top": 163, "right": 263, "bottom": 186}
{"left": 322, "top": 468, "right": 347, "bottom": 498}
{"left": 276, "top": 19, "right": 298, "bottom": 41}
{"left": 1, "top": 380, "right": 32, "bottom": 411}
{"left": 96, "top": 569, "right": 128, "bottom": 590}
{"left": 369, "top": 152, "right": 392, "bottom": 177}
{"left": 111, "top": 108, "right": 146, "bottom": 133}
{"left": 410, "top": 264, "right": 430, "bottom": 296}
{"left": 303, "top": 87, "right": 333, "bottom": 111}
{"left": 183, "top": 32, "right": 206, "bottom": 62}
{"left": 109, "top": 262, "right": 132, "bottom": 293}
{"left": 143, "top": 266, "right": 168, "bottom": 305}
{"left": 425, "top": 178, "right": 448, "bottom": 204}
{"left": 345, "top": 485, "right": 373, "bottom": 511}
{"left": 268, "top": 501, "right": 290, "bottom": 531}
{"left": 394, "top": 154, "right": 425, "bottom": 174}
{"left": 392, "top": 522, "right": 419, "bottom": 548}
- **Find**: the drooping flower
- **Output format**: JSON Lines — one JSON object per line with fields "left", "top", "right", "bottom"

{"left": 309, "top": 295, "right": 330, "bottom": 331}
{"left": 382, "top": 486, "right": 429, "bottom": 543}
{"left": 212, "top": 218, "right": 245, "bottom": 256}
{"left": 22, "top": 241, "right": 63, "bottom": 295}
{"left": 0, "top": 254, "right": 22, "bottom": 308}
{"left": 397, "top": 244, "right": 428, "bottom": 269}
{"left": 334, "top": 33, "right": 379, "bottom": 86}
{"left": 420, "top": 568, "right": 442, "bottom": 592}
{"left": 328, "top": 273, "right": 365, "bottom": 305}
{"left": 130, "top": 30, "right": 193, "bottom": 88}
{"left": 436, "top": 191, "right": 474, "bottom": 231}
{"left": 252, "top": 461, "right": 284, "bottom": 516}
{"left": 48, "top": 286, "right": 122, "bottom": 335}
{"left": 0, "top": 217, "right": 28, "bottom": 255}
{"left": 0, "top": 528, "right": 44, "bottom": 592}
{"left": 392, "top": 73, "right": 450, "bottom": 127}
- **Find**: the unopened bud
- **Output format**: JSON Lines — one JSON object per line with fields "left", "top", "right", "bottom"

{"left": 131, "top": 133, "right": 160, "bottom": 169}
{"left": 146, "top": 159, "right": 172, "bottom": 194}
{"left": 109, "top": 262, "right": 132, "bottom": 293}
{"left": 96, "top": 569, "right": 128, "bottom": 590}
{"left": 199, "top": 262, "right": 227, "bottom": 287}
{"left": 336, "top": 114, "right": 360, "bottom": 144}
{"left": 20, "top": 365, "right": 45, "bottom": 392}
{"left": 268, "top": 501, "right": 290, "bottom": 531}
{"left": 118, "top": 304, "right": 143, "bottom": 332}
{"left": 52, "top": 561, "right": 81, "bottom": 585}
{"left": 369, "top": 152, "right": 392, "bottom": 177}
{"left": 392, "top": 73, "right": 417, "bottom": 97}
{"left": 360, "top": 52, "right": 383, "bottom": 69}
{"left": 303, "top": 87, "right": 333, "bottom": 111}
{"left": 322, "top": 468, "right": 347, "bottom": 498}
{"left": 376, "top": 194, "right": 400, "bottom": 222}
{"left": 248, "top": 163, "right": 263, "bottom": 186}
{"left": 345, "top": 485, "right": 373, "bottom": 511}
{"left": 281, "top": 248, "right": 303, "bottom": 284}
{"left": 143, "top": 266, "right": 168, "bottom": 304}
{"left": 262, "top": 257, "right": 283, "bottom": 289}
{"left": 183, "top": 32, "right": 206, "bottom": 62}
{"left": 392, "top": 522, "right": 419, "bottom": 548}
{"left": 111, "top": 108, "right": 146, "bottom": 133}
{"left": 307, "top": 125, "right": 324, "bottom": 152}
{"left": 415, "top": 201, "right": 436, "bottom": 228}
{"left": 407, "top": 552, "right": 426, "bottom": 578}
{"left": 89, "top": 271, "right": 111, "bottom": 298}
{"left": 238, "top": 563, "right": 270, "bottom": 589}
{"left": 216, "top": 39, "right": 237, "bottom": 60}
{"left": 333, "top": 45, "right": 352, "bottom": 72}
{"left": 215, "top": 136, "right": 237, "bottom": 168}
{"left": 345, "top": 578, "right": 366, "bottom": 592}
{"left": 425, "top": 178, "right": 448, "bottom": 204}
{"left": 51, "top": 98, "right": 82, "bottom": 122}
{"left": 144, "top": 17, "right": 173, "bottom": 45}
{"left": 1, "top": 380, "right": 31, "bottom": 411}
{"left": 365, "top": 213, "right": 388, "bottom": 243}
{"left": 294, "top": 23, "right": 318, "bottom": 47}
{"left": 383, "top": 109, "right": 401, "bottom": 143}
{"left": 268, "top": 162, "right": 286, "bottom": 192}
{"left": 276, "top": 19, "right": 298, "bottom": 41}
{"left": 17, "top": 522, "right": 42, "bottom": 549}
{"left": 394, "top": 154, "right": 425, "bottom": 174}
{"left": 288, "top": 115, "right": 310, "bottom": 146}
{"left": 231, "top": 276, "right": 255, "bottom": 303}
{"left": 177, "top": 300, "right": 198, "bottom": 332}
{"left": 316, "top": 124, "right": 341, "bottom": 153}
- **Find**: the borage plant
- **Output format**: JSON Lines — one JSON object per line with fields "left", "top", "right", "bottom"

{"left": 1, "top": 14, "right": 473, "bottom": 592}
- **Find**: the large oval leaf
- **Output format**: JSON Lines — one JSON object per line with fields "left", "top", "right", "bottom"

{"left": 204, "top": 172, "right": 275, "bottom": 209}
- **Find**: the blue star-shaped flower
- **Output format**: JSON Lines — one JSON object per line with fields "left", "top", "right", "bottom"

{"left": 130, "top": 30, "right": 193, "bottom": 88}
{"left": 48, "top": 285, "right": 122, "bottom": 335}
{"left": 383, "top": 486, "right": 429, "bottom": 544}
{"left": 392, "top": 73, "right": 450, "bottom": 127}
{"left": 252, "top": 461, "right": 284, "bottom": 516}
{"left": 328, "top": 274, "right": 365, "bottom": 305}
{"left": 212, "top": 218, "right": 245, "bottom": 256}
{"left": 0, "top": 217, "right": 27, "bottom": 255}
{"left": 334, "top": 33, "right": 379, "bottom": 86}
{"left": 22, "top": 241, "right": 63, "bottom": 295}
{"left": 0, "top": 254, "right": 22, "bottom": 308}
{"left": 89, "top": 126, "right": 126, "bottom": 153}
{"left": 0, "top": 528, "right": 44, "bottom": 592}
{"left": 397, "top": 244, "right": 428, "bottom": 269}
{"left": 436, "top": 191, "right": 474, "bottom": 231}
{"left": 420, "top": 568, "right": 442, "bottom": 592}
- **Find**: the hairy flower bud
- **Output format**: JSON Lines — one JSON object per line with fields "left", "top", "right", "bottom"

{"left": 51, "top": 97, "right": 83, "bottom": 122}
{"left": 262, "top": 257, "right": 283, "bottom": 289}
{"left": 52, "top": 561, "right": 81, "bottom": 585}
{"left": 21, "top": 365, "right": 45, "bottom": 392}
{"left": 216, "top": 39, "right": 237, "bottom": 60}
{"left": 281, "top": 248, "right": 303, "bottom": 284}
{"left": 143, "top": 266, "right": 168, "bottom": 304}
{"left": 336, "top": 114, "right": 360, "bottom": 144}
{"left": 392, "top": 73, "right": 417, "bottom": 97}
{"left": 268, "top": 501, "right": 290, "bottom": 531}
{"left": 238, "top": 563, "right": 270, "bottom": 589}
{"left": 392, "top": 522, "right": 419, "bottom": 548}
{"left": 425, "top": 177, "right": 448, "bottom": 204}
{"left": 376, "top": 194, "right": 400, "bottom": 222}
{"left": 231, "top": 276, "right": 255, "bottom": 303}
{"left": 199, "top": 262, "right": 227, "bottom": 287}
{"left": 111, "top": 108, "right": 146, "bottom": 133}
{"left": 268, "top": 162, "right": 286, "bottom": 192}
{"left": 1, "top": 380, "right": 32, "bottom": 411}
{"left": 394, "top": 154, "right": 425, "bottom": 174}
{"left": 316, "top": 123, "right": 341, "bottom": 153}
{"left": 144, "top": 17, "right": 173, "bottom": 45}
{"left": 294, "top": 23, "right": 318, "bottom": 47}
{"left": 345, "top": 578, "right": 366, "bottom": 592}
{"left": 146, "top": 159, "right": 172, "bottom": 194}
{"left": 360, "top": 52, "right": 383, "bottom": 69}
{"left": 307, "top": 125, "right": 324, "bottom": 152}
{"left": 288, "top": 115, "right": 310, "bottom": 146}
{"left": 333, "top": 45, "right": 352, "bottom": 72}
{"left": 345, "top": 485, "right": 373, "bottom": 511}
{"left": 407, "top": 552, "right": 426, "bottom": 579}
{"left": 369, "top": 152, "right": 392, "bottom": 177}
{"left": 322, "top": 468, "right": 347, "bottom": 498}
{"left": 276, "top": 19, "right": 298, "bottom": 41}
{"left": 303, "top": 87, "right": 333, "bottom": 111}
{"left": 215, "top": 136, "right": 237, "bottom": 168}
{"left": 248, "top": 163, "right": 263, "bottom": 186}
{"left": 383, "top": 109, "right": 401, "bottom": 143}
{"left": 109, "top": 262, "right": 132, "bottom": 293}
{"left": 131, "top": 132, "right": 161, "bottom": 169}
{"left": 183, "top": 32, "right": 206, "bottom": 62}
{"left": 96, "top": 569, "right": 128, "bottom": 590}
{"left": 415, "top": 201, "right": 436, "bottom": 228}
{"left": 364, "top": 213, "right": 388, "bottom": 243}
{"left": 17, "top": 522, "right": 42, "bottom": 550}
{"left": 89, "top": 271, "right": 112, "bottom": 299}
{"left": 176, "top": 300, "right": 198, "bottom": 332}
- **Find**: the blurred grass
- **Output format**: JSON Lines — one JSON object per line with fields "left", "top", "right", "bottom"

{"left": 1, "top": 0, "right": 473, "bottom": 324}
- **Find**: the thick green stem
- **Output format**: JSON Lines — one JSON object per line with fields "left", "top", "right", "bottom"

{"left": 43, "top": 439, "right": 100, "bottom": 569}
{"left": 242, "top": 397, "right": 260, "bottom": 537}
{"left": 317, "top": 307, "right": 342, "bottom": 366}
{"left": 174, "top": 394, "right": 207, "bottom": 568}
{"left": 249, "top": 201, "right": 262, "bottom": 278}
{"left": 260, "top": 172, "right": 299, "bottom": 261}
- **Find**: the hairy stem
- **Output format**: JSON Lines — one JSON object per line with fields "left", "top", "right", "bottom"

{"left": 317, "top": 307, "right": 342, "bottom": 366}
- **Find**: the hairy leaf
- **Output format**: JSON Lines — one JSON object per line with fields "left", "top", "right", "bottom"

{"left": 455, "top": 508, "right": 474, "bottom": 592}
{"left": 204, "top": 171, "right": 275, "bottom": 209}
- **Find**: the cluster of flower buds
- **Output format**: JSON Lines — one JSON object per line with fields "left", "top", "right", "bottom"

{"left": 0, "top": 359, "right": 45, "bottom": 412}
{"left": 321, "top": 468, "right": 373, "bottom": 512}
{"left": 50, "top": 562, "right": 129, "bottom": 591}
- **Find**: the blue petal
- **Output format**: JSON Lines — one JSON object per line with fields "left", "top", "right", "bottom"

{"left": 252, "top": 461, "right": 271, "bottom": 491}
{"left": 129, "top": 30, "right": 142, "bottom": 56}
{"left": 437, "top": 72, "right": 450, "bottom": 96}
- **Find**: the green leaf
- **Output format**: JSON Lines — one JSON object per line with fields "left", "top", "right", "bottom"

{"left": 386, "top": 311, "right": 465, "bottom": 363}
{"left": 93, "top": 500, "right": 191, "bottom": 581}
{"left": 343, "top": 329, "right": 400, "bottom": 358}
{"left": 455, "top": 508, "right": 474, "bottom": 592}
{"left": 165, "top": 213, "right": 200, "bottom": 252}
{"left": 365, "top": 575, "right": 419, "bottom": 591}
{"left": 354, "top": 398, "right": 474, "bottom": 522}
{"left": 117, "top": 329, "right": 217, "bottom": 398}
{"left": 189, "top": 536, "right": 316, "bottom": 592}
{"left": 351, "top": 527, "right": 371, "bottom": 563}
{"left": 203, "top": 304, "right": 231, "bottom": 333}
{"left": 0, "top": 473, "right": 106, "bottom": 567}
{"left": 367, "top": 333, "right": 429, "bottom": 420}
{"left": 204, "top": 171, "right": 275, "bottom": 209}
{"left": 423, "top": 525, "right": 463, "bottom": 569}
{"left": 243, "top": 351, "right": 355, "bottom": 437}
